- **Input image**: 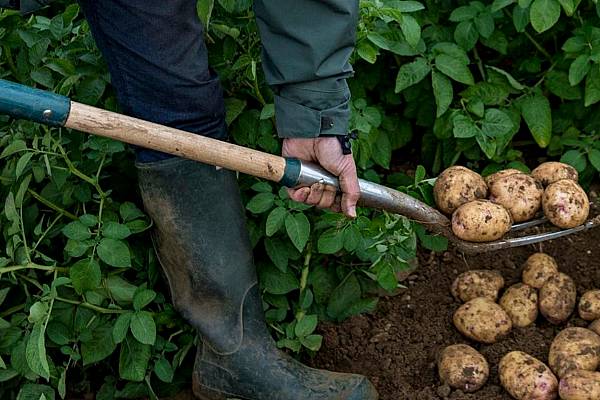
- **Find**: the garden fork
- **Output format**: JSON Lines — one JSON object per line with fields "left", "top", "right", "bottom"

{"left": 1, "top": 78, "right": 599, "bottom": 254}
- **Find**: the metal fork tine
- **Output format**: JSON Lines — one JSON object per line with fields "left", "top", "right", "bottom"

{"left": 510, "top": 217, "right": 547, "bottom": 232}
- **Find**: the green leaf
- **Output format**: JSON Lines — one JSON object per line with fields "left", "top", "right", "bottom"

{"left": 119, "top": 202, "right": 145, "bottom": 222}
{"left": 435, "top": 54, "right": 474, "bottom": 85}
{"left": 392, "top": 1, "right": 426, "bottom": 12}
{"left": 561, "top": 150, "right": 587, "bottom": 172}
{"left": 585, "top": 65, "right": 600, "bottom": 107}
{"left": 519, "top": 95, "right": 552, "bottom": 147}
{"left": 133, "top": 289, "right": 156, "bottom": 311}
{"left": 399, "top": 15, "right": 421, "bottom": 48}
{"left": 112, "top": 313, "right": 132, "bottom": 344}
{"left": 119, "top": 334, "right": 151, "bottom": 382}
{"left": 65, "top": 239, "right": 92, "bottom": 258}
{"left": 327, "top": 273, "right": 362, "bottom": 320}
{"left": 569, "top": 54, "right": 591, "bottom": 86}
{"left": 588, "top": 149, "right": 600, "bottom": 172}
{"left": 70, "top": 259, "right": 101, "bottom": 294}
{"left": 266, "top": 207, "right": 287, "bottom": 237}
{"left": 46, "top": 321, "right": 70, "bottom": 346}
{"left": 154, "top": 357, "right": 174, "bottom": 383}
{"left": 107, "top": 276, "right": 137, "bottom": 303}
{"left": 376, "top": 262, "right": 398, "bottom": 292}
{"left": 58, "top": 368, "right": 67, "bottom": 400}
{"left": 545, "top": 70, "right": 582, "bottom": 100}
{"left": 102, "top": 222, "right": 132, "bottom": 240}
{"left": 449, "top": 5, "right": 478, "bottom": 21}
{"left": 476, "top": 134, "right": 497, "bottom": 159}
{"left": 453, "top": 113, "right": 480, "bottom": 138}
{"left": 197, "top": 0, "right": 214, "bottom": 29}
{"left": 16, "top": 384, "right": 55, "bottom": 400}
{"left": 81, "top": 324, "right": 116, "bottom": 365}
{"left": 26, "top": 322, "right": 50, "bottom": 380}
{"left": 454, "top": 21, "right": 479, "bottom": 50}
{"left": 15, "top": 153, "right": 33, "bottom": 178}
{"left": 62, "top": 221, "right": 91, "bottom": 241}
{"left": 285, "top": 213, "right": 310, "bottom": 252}
{"left": 97, "top": 238, "right": 131, "bottom": 268}
{"left": 395, "top": 57, "right": 431, "bottom": 93}
{"left": 295, "top": 315, "right": 318, "bottom": 337}
{"left": 224, "top": 98, "right": 247, "bottom": 126}
{"left": 260, "top": 104, "right": 275, "bottom": 120}
{"left": 530, "top": 0, "right": 561, "bottom": 33}
{"left": 482, "top": 109, "right": 514, "bottom": 137}
{"left": 0, "top": 287, "right": 9, "bottom": 307}
{"left": 558, "top": 0, "right": 575, "bottom": 15}
{"left": 431, "top": 71, "right": 453, "bottom": 117}
{"left": 318, "top": 229, "right": 345, "bottom": 254}
{"left": 474, "top": 12, "right": 495, "bottom": 38}
{"left": 259, "top": 263, "right": 299, "bottom": 295}
{"left": 264, "top": 237, "right": 289, "bottom": 272}
{"left": 1, "top": 140, "right": 27, "bottom": 159}
{"left": 79, "top": 214, "right": 98, "bottom": 227}
{"left": 130, "top": 311, "right": 156, "bottom": 345}
{"left": 372, "top": 131, "right": 392, "bottom": 168}
{"left": 492, "top": 0, "right": 516, "bottom": 12}
{"left": 513, "top": 4, "right": 530, "bottom": 32}
{"left": 28, "top": 302, "right": 48, "bottom": 324}
{"left": 246, "top": 192, "right": 275, "bottom": 214}
{"left": 357, "top": 41, "right": 378, "bottom": 64}
{"left": 4, "top": 192, "right": 18, "bottom": 223}
{"left": 299, "top": 334, "right": 323, "bottom": 351}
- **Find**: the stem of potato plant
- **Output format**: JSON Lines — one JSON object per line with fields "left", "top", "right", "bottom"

{"left": 54, "top": 296, "right": 128, "bottom": 314}
{"left": 523, "top": 30, "right": 553, "bottom": 62}
{"left": 296, "top": 243, "right": 312, "bottom": 321}
{"left": 42, "top": 270, "right": 57, "bottom": 331}
{"left": 0, "top": 263, "right": 67, "bottom": 275}
{"left": 27, "top": 189, "right": 78, "bottom": 220}
{"left": 0, "top": 303, "right": 25, "bottom": 318}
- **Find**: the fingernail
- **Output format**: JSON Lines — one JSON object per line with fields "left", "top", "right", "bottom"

{"left": 349, "top": 206, "right": 356, "bottom": 218}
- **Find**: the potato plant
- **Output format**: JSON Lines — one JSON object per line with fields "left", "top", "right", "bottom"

{"left": 0, "top": 0, "right": 599, "bottom": 398}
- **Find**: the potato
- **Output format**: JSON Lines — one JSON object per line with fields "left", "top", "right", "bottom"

{"left": 522, "top": 252, "right": 559, "bottom": 289}
{"left": 539, "top": 272, "right": 577, "bottom": 324}
{"left": 499, "top": 283, "right": 539, "bottom": 328}
{"left": 532, "top": 162, "right": 578, "bottom": 187}
{"left": 489, "top": 173, "right": 544, "bottom": 222}
{"left": 437, "top": 344, "right": 489, "bottom": 392}
{"left": 559, "top": 370, "right": 600, "bottom": 400}
{"left": 434, "top": 166, "right": 488, "bottom": 215}
{"left": 484, "top": 168, "right": 522, "bottom": 187}
{"left": 578, "top": 290, "right": 600, "bottom": 321}
{"left": 499, "top": 351, "right": 558, "bottom": 400}
{"left": 542, "top": 180, "right": 590, "bottom": 229}
{"left": 589, "top": 320, "right": 600, "bottom": 336}
{"left": 451, "top": 270, "right": 505, "bottom": 303}
{"left": 453, "top": 297, "right": 512, "bottom": 343}
{"left": 548, "top": 327, "right": 600, "bottom": 378}
{"left": 452, "top": 200, "right": 512, "bottom": 242}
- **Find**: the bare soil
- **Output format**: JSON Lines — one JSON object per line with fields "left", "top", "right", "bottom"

{"left": 307, "top": 225, "right": 600, "bottom": 399}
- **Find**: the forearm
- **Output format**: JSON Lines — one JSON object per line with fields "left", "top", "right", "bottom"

{"left": 254, "top": 0, "right": 359, "bottom": 138}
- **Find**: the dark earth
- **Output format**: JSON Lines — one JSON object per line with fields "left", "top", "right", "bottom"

{"left": 307, "top": 217, "right": 600, "bottom": 400}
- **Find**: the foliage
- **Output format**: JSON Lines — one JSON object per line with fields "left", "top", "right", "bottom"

{"left": 0, "top": 0, "right": 599, "bottom": 398}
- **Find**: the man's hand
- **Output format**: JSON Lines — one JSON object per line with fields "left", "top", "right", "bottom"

{"left": 282, "top": 137, "right": 360, "bottom": 218}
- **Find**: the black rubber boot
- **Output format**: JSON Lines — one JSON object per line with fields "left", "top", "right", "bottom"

{"left": 136, "top": 158, "right": 378, "bottom": 400}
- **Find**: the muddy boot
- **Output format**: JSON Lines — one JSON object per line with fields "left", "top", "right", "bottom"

{"left": 136, "top": 158, "right": 378, "bottom": 400}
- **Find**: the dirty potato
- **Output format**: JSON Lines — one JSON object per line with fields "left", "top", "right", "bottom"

{"left": 548, "top": 327, "right": 600, "bottom": 378}
{"left": 451, "top": 200, "right": 512, "bottom": 242}
{"left": 499, "top": 351, "right": 558, "bottom": 400}
{"left": 542, "top": 180, "right": 590, "bottom": 229}
{"left": 522, "top": 252, "right": 559, "bottom": 289}
{"left": 453, "top": 297, "right": 512, "bottom": 343}
{"left": 489, "top": 173, "right": 544, "bottom": 222}
{"left": 578, "top": 290, "right": 600, "bottom": 321}
{"left": 589, "top": 320, "right": 600, "bottom": 336}
{"left": 437, "top": 344, "right": 489, "bottom": 392}
{"left": 532, "top": 162, "right": 578, "bottom": 187}
{"left": 484, "top": 168, "right": 522, "bottom": 187}
{"left": 559, "top": 370, "right": 600, "bottom": 400}
{"left": 434, "top": 166, "right": 488, "bottom": 215}
{"left": 451, "top": 270, "right": 505, "bottom": 303}
{"left": 499, "top": 283, "right": 539, "bottom": 328}
{"left": 539, "top": 273, "right": 577, "bottom": 325}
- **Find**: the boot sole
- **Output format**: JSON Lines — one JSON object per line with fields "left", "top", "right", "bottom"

{"left": 192, "top": 373, "right": 234, "bottom": 400}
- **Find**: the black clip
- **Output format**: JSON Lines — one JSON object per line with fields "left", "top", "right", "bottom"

{"left": 337, "top": 131, "right": 357, "bottom": 155}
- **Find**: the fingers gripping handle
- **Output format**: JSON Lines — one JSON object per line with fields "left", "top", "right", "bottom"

{"left": 0, "top": 79, "right": 71, "bottom": 126}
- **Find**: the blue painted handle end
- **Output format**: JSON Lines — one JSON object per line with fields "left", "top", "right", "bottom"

{"left": 0, "top": 79, "right": 71, "bottom": 127}
{"left": 280, "top": 158, "right": 301, "bottom": 187}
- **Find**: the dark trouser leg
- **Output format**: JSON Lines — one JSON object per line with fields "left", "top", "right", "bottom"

{"left": 78, "top": 0, "right": 227, "bottom": 162}
{"left": 80, "top": 1, "right": 378, "bottom": 398}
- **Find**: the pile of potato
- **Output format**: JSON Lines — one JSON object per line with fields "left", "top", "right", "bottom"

{"left": 437, "top": 252, "right": 600, "bottom": 399}
{"left": 433, "top": 162, "right": 590, "bottom": 242}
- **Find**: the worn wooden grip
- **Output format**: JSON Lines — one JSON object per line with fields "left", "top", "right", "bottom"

{"left": 65, "top": 102, "right": 287, "bottom": 182}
